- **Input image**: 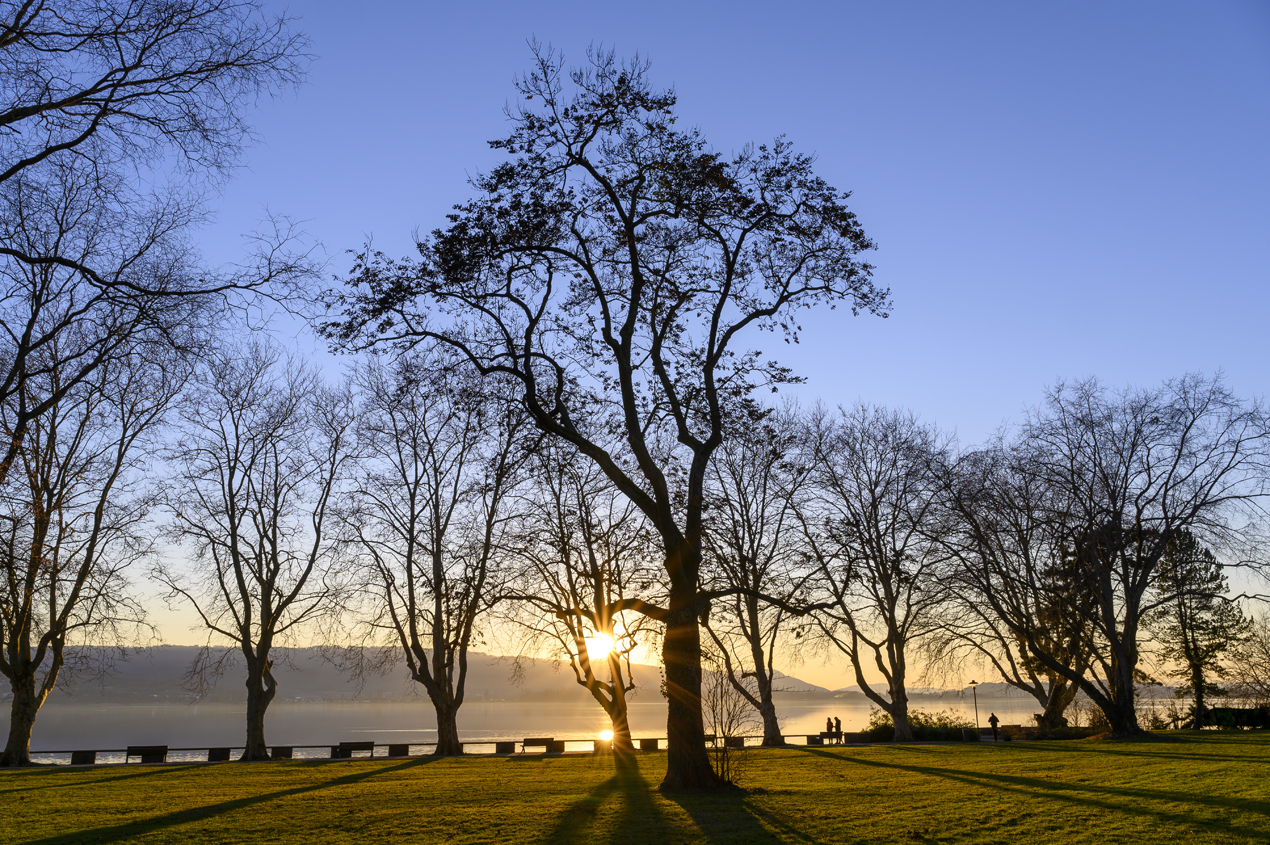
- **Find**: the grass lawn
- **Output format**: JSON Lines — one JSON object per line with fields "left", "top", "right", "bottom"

{"left": 1, "top": 732, "right": 1266, "bottom": 844}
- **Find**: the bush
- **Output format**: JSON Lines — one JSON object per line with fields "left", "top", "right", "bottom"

{"left": 863, "top": 708, "right": 976, "bottom": 741}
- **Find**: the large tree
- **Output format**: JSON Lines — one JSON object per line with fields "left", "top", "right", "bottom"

{"left": 932, "top": 438, "right": 1097, "bottom": 730}
{"left": 0, "top": 340, "right": 179, "bottom": 765}
{"left": 953, "top": 375, "right": 1268, "bottom": 736}
{"left": 701, "top": 403, "right": 811, "bottom": 747}
{"left": 157, "top": 342, "right": 351, "bottom": 760}
{"left": 343, "top": 351, "right": 527, "bottom": 756}
{"left": 0, "top": 0, "right": 310, "bottom": 484}
{"left": 508, "top": 441, "right": 661, "bottom": 753}
{"left": 324, "top": 46, "right": 885, "bottom": 789}
{"left": 800, "top": 404, "right": 951, "bottom": 741}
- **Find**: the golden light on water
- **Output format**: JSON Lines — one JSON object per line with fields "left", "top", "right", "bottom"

{"left": 585, "top": 633, "right": 616, "bottom": 661}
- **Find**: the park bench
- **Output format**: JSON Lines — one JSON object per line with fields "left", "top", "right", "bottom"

{"left": 494, "top": 741, "right": 516, "bottom": 754}
{"left": 522, "top": 737, "right": 564, "bottom": 753}
{"left": 70, "top": 750, "right": 96, "bottom": 765}
{"left": 724, "top": 736, "right": 745, "bottom": 748}
{"left": 271, "top": 746, "right": 293, "bottom": 759}
{"left": 639, "top": 738, "right": 659, "bottom": 751}
{"left": 387, "top": 744, "right": 411, "bottom": 757}
{"left": 126, "top": 745, "right": 168, "bottom": 763}
{"left": 207, "top": 747, "right": 232, "bottom": 762}
{"left": 331, "top": 741, "right": 376, "bottom": 759}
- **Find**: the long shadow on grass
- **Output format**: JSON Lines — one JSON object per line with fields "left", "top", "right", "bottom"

{"left": 0, "top": 764, "right": 185, "bottom": 796}
{"left": 797, "top": 747, "right": 1270, "bottom": 841}
{"left": 543, "top": 753, "right": 673, "bottom": 845}
{"left": 662, "top": 758, "right": 814, "bottom": 845}
{"left": 22, "top": 757, "right": 442, "bottom": 845}
{"left": 998, "top": 735, "right": 1270, "bottom": 766}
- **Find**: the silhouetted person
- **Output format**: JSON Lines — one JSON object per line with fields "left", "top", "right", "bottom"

{"left": 826, "top": 717, "right": 833, "bottom": 739}
{"left": 988, "top": 712, "right": 1000, "bottom": 741}
{"left": 834, "top": 716, "right": 842, "bottom": 744}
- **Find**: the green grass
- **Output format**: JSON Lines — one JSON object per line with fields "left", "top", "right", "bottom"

{"left": 1, "top": 733, "right": 1267, "bottom": 844}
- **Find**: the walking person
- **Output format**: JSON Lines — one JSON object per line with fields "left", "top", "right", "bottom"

{"left": 988, "top": 712, "right": 1000, "bottom": 741}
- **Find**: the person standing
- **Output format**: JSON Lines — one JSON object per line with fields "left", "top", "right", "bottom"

{"left": 988, "top": 713, "right": 1000, "bottom": 741}
{"left": 834, "top": 716, "right": 842, "bottom": 744}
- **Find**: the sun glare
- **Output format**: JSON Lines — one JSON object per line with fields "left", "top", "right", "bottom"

{"left": 585, "top": 633, "right": 616, "bottom": 661}
{"left": 600, "top": 730, "right": 614, "bottom": 741}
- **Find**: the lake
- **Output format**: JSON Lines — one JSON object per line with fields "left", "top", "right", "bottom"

{"left": 16, "top": 694, "right": 1046, "bottom": 764}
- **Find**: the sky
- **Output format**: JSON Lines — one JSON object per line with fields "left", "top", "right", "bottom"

{"left": 167, "top": 0, "right": 1270, "bottom": 689}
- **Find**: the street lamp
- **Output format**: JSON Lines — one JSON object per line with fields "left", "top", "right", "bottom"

{"left": 968, "top": 680, "right": 980, "bottom": 739}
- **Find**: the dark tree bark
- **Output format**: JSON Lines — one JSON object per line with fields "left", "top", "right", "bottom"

{"left": 323, "top": 46, "right": 884, "bottom": 788}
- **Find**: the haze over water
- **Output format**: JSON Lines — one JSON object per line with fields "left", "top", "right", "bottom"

{"left": 19, "top": 696, "right": 1047, "bottom": 763}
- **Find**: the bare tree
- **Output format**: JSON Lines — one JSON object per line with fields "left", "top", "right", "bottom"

{"left": 0, "top": 0, "right": 311, "bottom": 484}
{"left": 323, "top": 46, "right": 885, "bottom": 789}
{"left": 701, "top": 646, "right": 758, "bottom": 786}
{"left": 0, "top": 341, "right": 179, "bottom": 765}
{"left": 948, "top": 375, "right": 1268, "bottom": 736}
{"left": 157, "top": 342, "right": 351, "bottom": 760}
{"left": 1230, "top": 613, "right": 1270, "bottom": 707}
{"left": 931, "top": 438, "right": 1097, "bottom": 730}
{"left": 507, "top": 441, "right": 662, "bottom": 753}
{"left": 701, "top": 403, "right": 811, "bottom": 746}
{"left": 800, "top": 404, "right": 951, "bottom": 741}
{"left": 343, "top": 351, "right": 527, "bottom": 756}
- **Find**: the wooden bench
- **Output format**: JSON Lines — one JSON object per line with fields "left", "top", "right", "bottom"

{"left": 126, "top": 745, "right": 168, "bottom": 763}
{"left": 207, "top": 747, "right": 232, "bottom": 762}
{"left": 70, "top": 750, "right": 96, "bottom": 765}
{"left": 331, "top": 741, "right": 376, "bottom": 759}
{"left": 724, "top": 736, "right": 745, "bottom": 748}
{"left": 522, "top": 737, "right": 564, "bottom": 753}
{"left": 387, "top": 744, "right": 411, "bottom": 757}
{"left": 639, "top": 738, "right": 659, "bottom": 751}
{"left": 271, "top": 746, "right": 293, "bottom": 759}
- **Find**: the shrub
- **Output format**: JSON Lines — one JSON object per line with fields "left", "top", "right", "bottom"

{"left": 863, "top": 708, "right": 975, "bottom": 741}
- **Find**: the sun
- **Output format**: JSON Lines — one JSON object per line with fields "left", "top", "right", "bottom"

{"left": 585, "top": 633, "right": 616, "bottom": 661}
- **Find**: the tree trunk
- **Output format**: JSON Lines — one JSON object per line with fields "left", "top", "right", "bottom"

{"left": 1036, "top": 679, "right": 1077, "bottom": 730}
{"left": 242, "top": 664, "right": 276, "bottom": 761}
{"left": 758, "top": 694, "right": 784, "bottom": 746}
{"left": 434, "top": 699, "right": 463, "bottom": 755}
{"left": 660, "top": 602, "right": 724, "bottom": 790}
{"left": 1190, "top": 660, "right": 1207, "bottom": 730}
{"left": 892, "top": 706, "right": 914, "bottom": 742}
{"left": 1, "top": 674, "right": 44, "bottom": 767}
{"left": 610, "top": 697, "right": 635, "bottom": 754}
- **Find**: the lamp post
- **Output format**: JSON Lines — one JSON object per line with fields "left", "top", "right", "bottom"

{"left": 968, "top": 680, "right": 980, "bottom": 739}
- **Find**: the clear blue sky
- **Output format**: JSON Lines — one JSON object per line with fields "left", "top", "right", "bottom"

{"left": 205, "top": 0, "right": 1269, "bottom": 447}
{"left": 185, "top": 0, "right": 1270, "bottom": 685}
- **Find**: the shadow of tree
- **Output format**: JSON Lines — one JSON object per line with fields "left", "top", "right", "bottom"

{"left": 794, "top": 747, "right": 1270, "bottom": 841}
{"left": 0, "top": 764, "right": 185, "bottom": 796}
{"left": 21, "top": 758, "right": 440, "bottom": 844}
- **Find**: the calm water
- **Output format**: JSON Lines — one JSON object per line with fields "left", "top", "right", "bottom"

{"left": 17, "top": 694, "right": 1042, "bottom": 764}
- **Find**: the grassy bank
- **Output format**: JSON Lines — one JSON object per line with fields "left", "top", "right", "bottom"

{"left": 1, "top": 733, "right": 1266, "bottom": 844}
